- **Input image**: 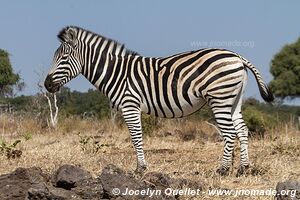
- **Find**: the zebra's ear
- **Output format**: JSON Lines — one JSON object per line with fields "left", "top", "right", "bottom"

{"left": 57, "top": 27, "right": 78, "bottom": 47}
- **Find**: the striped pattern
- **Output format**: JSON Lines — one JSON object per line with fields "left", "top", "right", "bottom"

{"left": 45, "top": 26, "right": 274, "bottom": 175}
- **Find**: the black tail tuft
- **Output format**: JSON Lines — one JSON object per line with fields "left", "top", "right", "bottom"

{"left": 259, "top": 85, "right": 274, "bottom": 103}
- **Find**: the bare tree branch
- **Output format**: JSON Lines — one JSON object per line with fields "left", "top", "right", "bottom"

{"left": 36, "top": 71, "right": 59, "bottom": 128}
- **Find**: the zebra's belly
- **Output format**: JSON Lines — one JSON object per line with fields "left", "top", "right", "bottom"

{"left": 141, "top": 97, "right": 207, "bottom": 118}
{"left": 175, "top": 97, "right": 207, "bottom": 118}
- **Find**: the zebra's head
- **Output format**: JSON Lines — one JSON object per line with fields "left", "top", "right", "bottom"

{"left": 45, "top": 27, "right": 83, "bottom": 93}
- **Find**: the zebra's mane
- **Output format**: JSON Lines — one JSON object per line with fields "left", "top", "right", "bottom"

{"left": 58, "top": 26, "right": 139, "bottom": 56}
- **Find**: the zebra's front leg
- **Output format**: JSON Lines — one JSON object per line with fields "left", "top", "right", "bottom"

{"left": 122, "top": 107, "right": 147, "bottom": 174}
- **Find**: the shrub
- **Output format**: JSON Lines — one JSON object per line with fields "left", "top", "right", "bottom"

{"left": 0, "top": 138, "right": 22, "bottom": 159}
{"left": 141, "top": 114, "right": 162, "bottom": 136}
{"left": 243, "top": 106, "right": 278, "bottom": 138}
{"left": 23, "top": 132, "right": 32, "bottom": 141}
{"left": 78, "top": 133, "right": 111, "bottom": 154}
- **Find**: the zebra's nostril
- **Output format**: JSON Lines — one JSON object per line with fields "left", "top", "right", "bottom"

{"left": 44, "top": 75, "right": 53, "bottom": 90}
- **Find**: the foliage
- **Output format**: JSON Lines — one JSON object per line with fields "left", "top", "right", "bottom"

{"left": 0, "top": 49, "right": 24, "bottom": 97}
{"left": 141, "top": 114, "right": 162, "bottom": 136}
{"left": 22, "top": 132, "right": 33, "bottom": 141}
{"left": 242, "top": 98, "right": 300, "bottom": 137}
{"left": 57, "top": 87, "right": 110, "bottom": 118}
{"left": 6, "top": 95, "right": 32, "bottom": 111}
{"left": 243, "top": 98, "right": 300, "bottom": 125}
{"left": 6, "top": 87, "right": 110, "bottom": 122}
{"left": 78, "top": 133, "right": 111, "bottom": 154}
{"left": 269, "top": 37, "right": 300, "bottom": 99}
{"left": 193, "top": 104, "right": 214, "bottom": 121}
{"left": 0, "top": 138, "right": 22, "bottom": 159}
{"left": 243, "top": 106, "right": 269, "bottom": 138}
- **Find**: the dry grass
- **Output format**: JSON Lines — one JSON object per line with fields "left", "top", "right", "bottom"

{"left": 0, "top": 114, "right": 299, "bottom": 199}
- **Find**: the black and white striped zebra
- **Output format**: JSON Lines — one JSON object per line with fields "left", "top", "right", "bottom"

{"left": 44, "top": 26, "right": 274, "bottom": 176}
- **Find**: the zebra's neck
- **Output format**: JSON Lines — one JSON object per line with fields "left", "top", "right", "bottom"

{"left": 76, "top": 28, "right": 138, "bottom": 108}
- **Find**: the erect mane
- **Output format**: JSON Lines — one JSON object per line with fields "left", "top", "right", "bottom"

{"left": 58, "top": 26, "right": 139, "bottom": 56}
{"left": 57, "top": 27, "right": 70, "bottom": 42}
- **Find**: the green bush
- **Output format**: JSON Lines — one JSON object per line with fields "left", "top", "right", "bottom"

{"left": 78, "top": 133, "right": 111, "bottom": 154}
{"left": 0, "top": 138, "right": 22, "bottom": 159}
{"left": 142, "top": 114, "right": 162, "bottom": 136}
{"left": 57, "top": 88, "right": 111, "bottom": 119}
{"left": 23, "top": 132, "right": 32, "bottom": 141}
{"left": 243, "top": 106, "right": 278, "bottom": 138}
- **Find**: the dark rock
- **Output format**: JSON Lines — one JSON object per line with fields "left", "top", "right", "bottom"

{"left": 0, "top": 164, "right": 201, "bottom": 200}
{"left": 27, "top": 182, "right": 82, "bottom": 200}
{"left": 143, "top": 172, "right": 173, "bottom": 188}
{"left": 0, "top": 167, "right": 48, "bottom": 200}
{"left": 53, "top": 164, "right": 92, "bottom": 190}
{"left": 72, "top": 178, "right": 103, "bottom": 199}
{"left": 0, "top": 166, "right": 103, "bottom": 200}
{"left": 143, "top": 172, "right": 203, "bottom": 199}
{"left": 99, "top": 164, "right": 150, "bottom": 199}
{"left": 142, "top": 172, "right": 178, "bottom": 199}
{"left": 100, "top": 164, "right": 202, "bottom": 200}
{"left": 27, "top": 183, "right": 51, "bottom": 200}
{"left": 276, "top": 180, "right": 300, "bottom": 200}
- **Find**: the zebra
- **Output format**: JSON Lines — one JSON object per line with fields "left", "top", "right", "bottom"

{"left": 44, "top": 26, "right": 274, "bottom": 176}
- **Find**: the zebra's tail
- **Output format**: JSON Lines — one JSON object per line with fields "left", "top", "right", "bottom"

{"left": 238, "top": 55, "right": 274, "bottom": 103}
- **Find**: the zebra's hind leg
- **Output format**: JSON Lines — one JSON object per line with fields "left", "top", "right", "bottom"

{"left": 232, "top": 75, "right": 250, "bottom": 177}
{"left": 232, "top": 102, "right": 250, "bottom": 176}
{"left": 212, "top": 107, "right": 237, "bottom": 176}
{"left": 122, "top": 106, "right": 147, "bottom": 175}
{"left": 233, "top": 112, "right": 250, "bottom": 177}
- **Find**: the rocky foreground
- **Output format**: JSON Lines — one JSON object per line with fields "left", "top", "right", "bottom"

{"left": 0, "top": 164, "right": 299, "bottom": 200}
{"left": 0, "top": 164, "right": 202, "bottom": 200}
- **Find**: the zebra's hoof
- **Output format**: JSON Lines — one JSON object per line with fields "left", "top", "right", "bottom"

{"left": 134, "top": 165, "right": 147, "bottom": 176}
{"left": 216, "top": 167, "right": 229, "bottom": 176}
{"left": 236, "top": 165, "right": 250, "bottom": 177}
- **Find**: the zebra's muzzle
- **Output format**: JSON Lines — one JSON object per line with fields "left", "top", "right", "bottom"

{"left": 44, "top": 74, "right": 60, "bottom": 93}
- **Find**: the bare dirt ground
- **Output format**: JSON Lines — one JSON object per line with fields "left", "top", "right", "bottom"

{"left": 0, "top": 115, "right": 299, "bottom": 199}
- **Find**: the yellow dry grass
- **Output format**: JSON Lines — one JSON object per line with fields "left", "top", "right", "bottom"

{"left": 0, "top": 114, "right": 299, "bottom": 200}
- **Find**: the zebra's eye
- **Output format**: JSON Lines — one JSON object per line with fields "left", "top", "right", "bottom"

{"left": 65, "top": 47, "right": 70, "bottom": 54}
{"left": 64, "top": 44, "right": 71, "bottom": 55}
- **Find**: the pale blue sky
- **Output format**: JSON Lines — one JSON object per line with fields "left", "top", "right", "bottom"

{"left": 0, "top": 1, "right": 299, "bottom": 103}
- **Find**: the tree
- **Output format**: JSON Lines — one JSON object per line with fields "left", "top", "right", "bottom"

{"left": 55, "top": 87, "right": 111, "bottom": 118}
{"left": 269, "top": 38, "right": 300, "bottom": 99}
{"left": 37, "top": 75, "right": 59, "bottom": 128}
{"left": 0, "top": 49, "right": 24, "bottom": 97}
